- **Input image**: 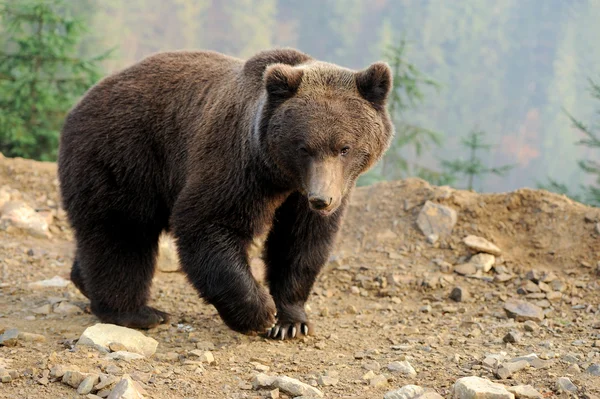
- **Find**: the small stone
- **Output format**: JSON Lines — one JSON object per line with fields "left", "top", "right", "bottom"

{"left": 450, "top": 287, "right": 470, "bottom": 302}
{"left": 545, "top": 291, "right": 562, "bottom": 301}
{"left": 523, "top": 321, "right": 538, "bottom": 332}
{"left": 363, "top": 360, "right": 381, "bottom": 371}
{"left": 62, "top": 370, "right": 87, "bottom": 388}
{"left": 268, "top": 388, "right": 280, "bottom": 399}
{"left": 417, "top": 201, "right": 458, "bottom": 238}
{"left": 78, "top": 375, "right": 100, "bottom": 395}
{"left": 0, "top": 329, "right": 19, "bottom": 347}
{"left": 452, "top": 376, "right": 514, "bottom": 399}
{"left": 463, "top": 235, "right": 502, "bottom": 256}
{"left": 503, "top": 330, "right": 523, "bottom": 344}
{"left": 586, "top": 363, "right": 600, "bottom": 376}
{"left": 566, "top": 364, "right": 580, "bottom": 374}
{"left": 252, "top": 373, "right": 277, "bottom": 389}
{"left": 504, "top": 300, "right": 544, "bottom": 322}
{"left": 17, "top": 332, "right": 46, "bottom": 342}
{"left": 509, "top": 354, "right": 551, "bottom": 369}
{"left": 519, "top": 280, "right": 540, "bottom": 294}
{"left": 346, "top": 305, "right": 358, "bottom": 314}
{"left": 53, "top": 301, "right": 83, "bottom": 315}
{"left": 495, "top": 360, "right": 529, "bottom": 379}
{"left": 537, "top": 282, "right": 551, "bottom": 293}
{"left": 525, "top": 270, "right": 541, "bottom": 283}
{"left": 31, "top": 304, "right": 52, "bottom": 315}
{"left": 362, "top": 370, "right": 376, "bottom": 381}
{"left": 107, "top": 375, "right": 145, "bottom": 399}
{"left": 27, "top": 275, "right": 70, "bottom": 289}
{"left": 195, "top": 341, "right": 215, "bottom": 351}
{"left": 0, "top": 201, "right": 51, "bottom": 238}
{"left": 555, "top": 377, "right": 577, "bottom": 393}
{"left": 106, "top": 351, "right": 145, "bottom": 361}
{"left": 94, "top": 375, "right": 119, "bottom": 391}
{"left": 196, "top": 351, "right": 215, "bottom": 364}
{"left": 387, "top": 361, "right": 417, "bottom": 377}
{"left": 317, "top": 375, "right": 338, "bottom": 386}
{"left": 369, "top": 374, "right": 388, "bottom": 388}
{"left": 454, "top": 263, "right": 477, "bottom": 276}
{"left": 273, "top": 375, "right": 324, "bottom": 397}
{"left": 469, "top": 253, "right": 495, "bottom": 273}
{"left": 506, "top": 385, "right": 542, "bottom": 399}
{"left": 77, "top": 323, "right": 158, "bottom": 357}
{"left": 50, "top": 364, "right": 80, "bottom": 379}
{"left": 550, "top": 280, "right": 566, "bottom": 292}
{"left": 384, "top": 385, "right": 426, "bottom": 399}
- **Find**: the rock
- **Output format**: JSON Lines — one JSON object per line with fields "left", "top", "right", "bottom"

{"left": 509, "top": 354, "right": 551, "bottom": 369}
{"left": 0, "top": 329, "right": 19, "bottom": 347}
{"left": 416, "top": 201, "right": 458, "bottom": 238}
{"left": 450, "top": 287, "right": 470, "bottom": 302}
{"left": 31, "top": 304, "right": 52, "bottom": 315}
{"left": 387, "top": 361, "right": 417, "bottom": 377}
{"left": 156, "top": 233, "right": 180, "bottom": 272}
{"left": 274, "top": 375, "right": 324, "bottom": 398}
{"left": 106, "top": 351, "right": 145, "bottom": 361}
{"left": 566, "top": 364, "right": 580, "bottom": 374}
{"left": 62, "top": 370, "right": 87, "bottom": 388}
{"left": 363, "top": 360, "right": 381, "bottom": 371}
{"left": 1, "top": 369, "right": 12, "bottom": 383}
{"left": 586, "top": 363, "right": 600, "bottom": 376}
{"left": 17, "top": 332, "right": 46, "bottom": 342}
{"left": 384, "top": 384, "right": 425, "bottom": 399}
{"left": 107, "top": 375, "right": 145, "bottom": 399}
{"left": 252, "top": 373, "right": 277, "bottom": 389}
{"left": 0, "top": 201, "right": 51, "bottom": 238}
{"left": 451, "top": 376, "right": 514, "bottom": 399}
{"left": 463, "top": 235, "right": 502, "bottom": 256}
{"left": 524, "top": 270, "right": 541, "bottom": 283}
{"left": 555, "top": 377, "right": 577, "bottom": 393}
{"left": 545, "top": 291, "right": 562, "bottom": 301}
{"left": 454, "top": 263, "right": 477, "bottom": 276}
{"left": 189, "top": 350, "right": 215, "bottom": 364}
{"left": 94, "top": 375, "right": 119, "bottom": 391}
{"left": 495, "top": 360, "right": 529, "bottom": 379}
{"left": 78, "top": 375, "right": 100, "bottom": 395}
{"left": 503, "top": 330, "right": 523, "bottom": 344}
{"left": 420, "top": 393, "right": 445, "bottom": 399}
{"left": 369, "top": 374, "right": 388, "bottom": 388}
{"left": 469, "top": 253, "right": 495, "bottom": 273}
{"left": 506, "top": 385, "right": 542, "bottom": 399}
{"left": 362, "top": 370, "right": 376, "bottom": 381}
{"left": 28, "top": 276, "right": 71, "bottom": 289}
{"left": 77, "top": 323, "right": 158, "bottom": 357}
{"left": 519, "top": 281, "right": 540, "bottom": 294}
{"left": 317, "top": 375, "right": 338, "bottom": 386}
{"left": 504, "top": 300, "right": 544, "bottom": 322}
{"left": 523, "top": 321, "right": 538, "bottom": 332}
{"left": 53, "top": 301, "right": 83, "bottom": 315}
{"left": 50, "top": 364, "right": 80, "bottom": 379}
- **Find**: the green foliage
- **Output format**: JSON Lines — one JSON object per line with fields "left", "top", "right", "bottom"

{"left": 441, "top": 129, "right": 515, "bottom": 191}
{"left": 358, "top": 39, "right": 441, "bottom": 186}
{"left": 539, "top": 78, "right": 600, "bottom": 207}
{"left": 0, "top": 0, "right": 110, "bottom": 161}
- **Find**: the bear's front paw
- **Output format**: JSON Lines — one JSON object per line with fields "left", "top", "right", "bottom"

{"left": 265, "top": 303, "right": 314, "bottom": 340}
{"left": 216, "top": 285, "right": 277, "bottom": 335}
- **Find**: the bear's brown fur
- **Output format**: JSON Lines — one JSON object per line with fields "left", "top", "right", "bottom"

{"left": 57, "top": 48, "right": 393, "bottom": 339}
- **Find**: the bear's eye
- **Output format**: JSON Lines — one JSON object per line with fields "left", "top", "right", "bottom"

{"left": 299, "top": 147, "right": 310, "bottom": 155}
{"left": 340, "top": 146, "right": 350, "bottom": 156}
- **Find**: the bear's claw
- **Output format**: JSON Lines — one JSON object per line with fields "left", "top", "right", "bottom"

{"left": 265, "top": 321, "right": 312, "bottom": 340}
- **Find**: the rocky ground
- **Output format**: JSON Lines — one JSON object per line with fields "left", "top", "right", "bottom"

{"left": 0, "top": 152, "right": 599, "bottom": 399}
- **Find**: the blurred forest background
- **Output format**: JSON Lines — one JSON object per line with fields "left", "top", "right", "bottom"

{"left": 0, "top": 0, "right": 599, "bottom": 205}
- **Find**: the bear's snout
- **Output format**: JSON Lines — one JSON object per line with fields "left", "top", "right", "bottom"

{"left": 308, "top": 194, "right": 332, "bottom": 210}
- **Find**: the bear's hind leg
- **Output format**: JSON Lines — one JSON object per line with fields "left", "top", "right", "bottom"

{"left": 75, "top": 217, "right": 170, "bottom": 329}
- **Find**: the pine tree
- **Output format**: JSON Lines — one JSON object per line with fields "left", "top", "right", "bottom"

{"left": 0, "top": 0, "right": 110, "bottom": 161}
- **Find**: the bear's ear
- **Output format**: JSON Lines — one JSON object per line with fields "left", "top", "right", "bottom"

{"left": 355, "top": 62, "right": 392, "bottom": 108}
{"left": 264, "top": 63, "right": 304, "bottom": 100}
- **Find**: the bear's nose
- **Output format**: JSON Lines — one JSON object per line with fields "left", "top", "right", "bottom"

{"left": 308, "top": 195, "right": 332, "bottom": 210}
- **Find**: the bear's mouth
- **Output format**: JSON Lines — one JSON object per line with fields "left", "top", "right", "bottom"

{"left": 312, "top": 205, "right": 337, "bottom": 217}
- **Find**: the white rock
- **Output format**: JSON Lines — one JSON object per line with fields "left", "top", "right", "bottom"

{"left": 417, "top": 201, "right": 458, "bottom": 238}
{"left": 252, "top": 373, "right": 277, "bottom": 389}
{"left": 251, "top": 373, "right": 323, "bottom": 398}
{"left": 0, "top": 200, "right": 51, "bottom": 238}
{"left": 506, "top": 385, "right": 542, "bottom": 399}
{"left": 77, "top": 323, "right": 158, "bottom": 357}
{"left": 555, "top": 377, "right": 577, "bottom": 393}
{"left": 387, "top": 361, "right": 417, "bottom": 377}
{"left": 107, "top": 375, "right": 145, "bottom": 399}
{"left": 28, "top": 276, "right": 71, "bottom": 289}
{"left": 53, "top": 301, "right": 82, "bottom": 315}
{"left": 469, "top": 253, "right": 495, "bottom": 273}
{"left": 384, "top": 384, "right": 425, "bottom": 399}
{"left": 105, "top": 351, "right": 145, "bottom": 361}
{"left": 452, "top": 376, "right": 514, "bottom": 399}
{"left": 463, "top": 235, "right": 502, "bottom": 256}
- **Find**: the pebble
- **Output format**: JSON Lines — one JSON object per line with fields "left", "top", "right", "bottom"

{"left": 463, "top": 235, "right": 502, "bottom": 256}
{"left": 566, "top": 364, "right": 580, "bottom": 374}
{"left": 384, "top": 384, "right": 425, "bottom": 399}
{"left": 95, "top": 375, "right": 120, "bottom": 391}
{"left": 190, "top": 350, "right": 215, "bottom": 364}
{"left": 454, "top": 263, "right": 477, "bottom": 276}
{"left": 416, "top": 201, "right": 458, "bottom": 238}
{"left": 523, "top": 321, "right": 538, "bottom": 332}
{"left": 107, "top": 375, "right": 145, "bottom": 399}
{"left": 509, "top": 354, "right": 551, "bottom": 369}
{"left": 545, "top": 291, "right": 562, "bottom": 301}
{"left": 317, "top": 375, "right": 338, "bottom": 386}
{"left": 78, "top": 375, "right": 100, "bottom": 395}
{"left": 363, "top": 360, "right": 381, "bottom": 371}
{"left": 555, "top": 377, "right": 577, "bottom": 393}
{"left": 450, "top": 287, "right": 470, "bottom": 302}
{"left": 77, "top": 323, "right": 158, "bottom": 357}
{"left": 469, "top": 253, "right": 495, "bottom": 273}
{"left": 451, "top": 376, "right": 514, "bottom": 399}
{"left": 31, "top": 304, "right": 52, "bottom": 315}
{"left": 105, "top": 351, "right": 145, "bottom": 361}
{"left": 53, "top": 301, "right": 83, "bottom": 315}
{"left": 503, "top": 300, "right": 544, "bottom": 322}
{"left": 369, "top": 374, "right": 388, "bottom": 388}
{"left": 362, "top": 370, "right": 376, "bottom": 381}
{"left": 27, "top": 275, "right": 71, "bottom": 289}
{"left": 495, "top": 360, "right": 529, "bottom": 379}
{"left": 503, "top": 330, "right": 523, "bottom": 344}
{"left": 387, "top": 361, "right": 417, "bottom": 377}
{"left": 0, "top": 329, "right": 19, "bottom": 347}
{"left": 506, "top": 385, "right": 542, "bottom": 399}
{"left": 519, "top": 280, "right": 540, "bottom": 294}
{"left": 586, "top": 363, "right": 600, "bottom": 376}
{"left": 62, "top": 370, "right": 87, "bottom": 388}
{"left": 252, "top": 373, "right": 324, "bottom": 398}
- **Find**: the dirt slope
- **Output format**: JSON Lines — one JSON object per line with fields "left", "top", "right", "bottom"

{"left": 0, "top": 153, "right": 599, "bottom": 399}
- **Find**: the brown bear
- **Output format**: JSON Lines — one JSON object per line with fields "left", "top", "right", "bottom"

{"left": 57, "top": 48, "right": 394, "bottom": 340}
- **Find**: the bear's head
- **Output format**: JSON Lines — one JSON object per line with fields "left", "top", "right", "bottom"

{"left": 256, "top": 59, "right": 394, "bottom": 216}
